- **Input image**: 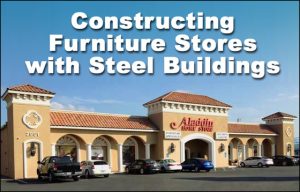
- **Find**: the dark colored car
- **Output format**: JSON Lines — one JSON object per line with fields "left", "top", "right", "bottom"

{"left": 272, "top": 155, "right": 297, "bottom": 166}
{"left": 37, "top": 156, "right": 82, "bottom": 182}
{"left": 181, "top": 158, "right": 214, "bottom": 172}
{"left": 125, "top": 159, "right": 160, "bottom": 174}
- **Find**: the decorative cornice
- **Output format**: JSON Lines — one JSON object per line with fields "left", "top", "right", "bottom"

{"left": 51, "top": 126, "right": 159, "bottom": 132}
{"left": 147, "top": 101, "right": 229, "bottom": 116}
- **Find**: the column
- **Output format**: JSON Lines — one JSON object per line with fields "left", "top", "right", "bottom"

{"left": 272, "top": 144, "right": 276, "bottom": 156}
{"left": 118, "top": 144, "right": 123, "bottom": 172}
{"left": 242, "top": 145, "right": 246, "bottom": 160}
{"left": 145, "top": 143, "right": 150, "bottom": 159}
{"left": 258, "top": 144, "right": 262, "bottom": 156}
{"left": 86, "top": 144, "right": 92, "bottom": 161}
{"left": 51, "top": 144, "right": 56, "bottom": 156}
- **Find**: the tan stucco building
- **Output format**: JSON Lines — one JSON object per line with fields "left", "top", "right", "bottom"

{"left": 1, "top": 84, "right": 297, "bottom": 179}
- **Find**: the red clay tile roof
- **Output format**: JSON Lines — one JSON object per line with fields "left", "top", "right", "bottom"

{"left": 228, "top": 123, "right": 277, "bottom": 134}
{"left": 7, "top": 84, "right": 55, "bottom": 95}
{"left": 50, "top": 111, "right": 157, "bottom": 130}
{"left": 262, "top": 112, "right": 297, "bottom": 120}
{"left": 144, "top": 92, "right": 231, "bottom": 108}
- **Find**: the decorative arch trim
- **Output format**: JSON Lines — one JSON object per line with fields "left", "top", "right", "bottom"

{"left": 180, "top": 133, "right": 216, "bottom": 167}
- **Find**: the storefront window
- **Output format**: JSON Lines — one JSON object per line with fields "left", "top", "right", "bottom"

{"left": 123, "top": 146, "right": 135, "bottom": 165}
{"left": 91, "top": 146, "right": 107, "bottom": 161}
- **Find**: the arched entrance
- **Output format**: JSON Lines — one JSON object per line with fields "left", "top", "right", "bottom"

{"left": 246, "top": 138, "right": 259, "bottom": 157}
{"left": 91, "top": 136, "right": 111, "bottom": 163}
{"left": 262, "top": 139, "right": 272, "bottom": 157}
{"left": 228, "top": 138, "right": 244, "bottom": 162}
{"left": 122, "top": 137, "right": 139, "bottom": 165}
{"left": 55, "top": 135, "right": 80, "bottom": 162}
{"left": 185, "top": 140, "right": 209, "bottom": 159}
{"left": 23, "top": 139, "right": 43, "bottom": 178}
{"left": 180, "top": 133, "right": 215, "bottom": 166}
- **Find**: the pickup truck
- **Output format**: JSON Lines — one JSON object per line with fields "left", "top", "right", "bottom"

{"left": 37, "top": 156, "right": 81, "bottom": 182}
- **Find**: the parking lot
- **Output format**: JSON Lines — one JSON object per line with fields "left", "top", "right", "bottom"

{"left": 1, "top": 166, "right": 299, "bottom": 191}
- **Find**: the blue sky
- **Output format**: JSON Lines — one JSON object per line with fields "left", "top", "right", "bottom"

{"left": 1, "top": 1, "right": 299, "bottom": 136}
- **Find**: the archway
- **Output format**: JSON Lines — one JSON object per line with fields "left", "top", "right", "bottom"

{"left": 185, "top": 140, "right": 209, "bottom": 159}
{"left": 228, "top": 138, "right": 244, "bottom": 162}
{"left": 262, "top": 139, "right": 272, "bottom": 157}
{"left": 23, "top": 139, "right": 43, "bottom": 178}
{"left": 91, "top": 136, "right": 110, "bottom": 162}
{"left": 246, "top": 138, "right": 259, "bottom": 157}
{"left": 180, "top": 133, "right": 215, "bottom": 166}
{"left": 122, "top": 136, "right": 145, "bottom": 166}
{"left": 55, "top": 135, "right": 80, "bottom": 162}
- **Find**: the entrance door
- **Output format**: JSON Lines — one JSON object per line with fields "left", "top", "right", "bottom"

{"left": 26, "top": 142, "right": 40, "bottom": 178}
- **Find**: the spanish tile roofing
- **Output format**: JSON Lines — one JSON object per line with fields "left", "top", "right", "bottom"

{"left": 228, "top": 123, "right": 277, "bottom": 134}
{"left": 262, "top": 112, "right": 297, "bottom": 120}
{"left": 50, "top": 111, "right": 157, "bottom": 130}
{"left": 6, "top": 84, "right": 55, "bottom": 95}
{"left": 144, "top": 91, "right": 231, "bottom": 108}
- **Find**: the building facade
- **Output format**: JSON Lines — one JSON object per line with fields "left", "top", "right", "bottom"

{"left": 0, "top": 84, "right": 297, "bottom": 179}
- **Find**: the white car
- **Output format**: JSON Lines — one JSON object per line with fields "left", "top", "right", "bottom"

{"left": 158, "top": 159, "right": 182, "bottom": 172}
{"left": 240, "top": 156, "right": 274, "bottom": 168}
{"left": 81, "top": 160, "right": 111, "bottom": 178}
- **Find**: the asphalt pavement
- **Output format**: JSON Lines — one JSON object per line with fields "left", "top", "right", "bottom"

{"left": 1, "top": 166, "right": 299, "bottom": 191}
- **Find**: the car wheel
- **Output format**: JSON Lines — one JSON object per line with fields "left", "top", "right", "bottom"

{"left": 161, "top": 167, "right": 166, "bottom": 173}
{"left": 140, "top": 168, "right": 144, "bottom": 174}
{"left": 266, "top": 165, "right": 269, "bottom": 168}
{"left": 258, "top": 163, "right": 263, "bottom": 168}
{"left": 48, "top": 172, "right": 54, "bottom": 183}
{"left": 104, "top": 174, "right": 109, "bottom": 178}
{"left": 282, "top": 161, "right": 287, "bottom": 166}
{"left": 240, "top": 162, "right": 245, "bottom": 167}
{"left": 206, "top": 169, "right": 210, "bottom": 172}
{"left": 195, "top": 167, "right": 199, "bottom": 172}
{"left": 85, "top": 170, "right": 90, "bottom": 179}
{"left": 73, "top": 176, "right": 79, "bottom": 181}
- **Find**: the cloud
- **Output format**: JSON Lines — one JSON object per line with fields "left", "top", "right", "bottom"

{"left": 268, "top": 93, "right": 299, "bottom": 102}
{"left": 174, "top": 89, "right": 191, "bottom": 93}
{"left": 51, "top": 101, "right": 95, "bottom": 112}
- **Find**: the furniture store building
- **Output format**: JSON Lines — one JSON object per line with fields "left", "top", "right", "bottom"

{"left": 0, "top": 84, "right": 296, "bottom": 179}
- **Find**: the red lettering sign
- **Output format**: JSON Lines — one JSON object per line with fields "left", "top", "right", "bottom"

{"left": 170, "top": 117, "right": 213, "bottom": 132}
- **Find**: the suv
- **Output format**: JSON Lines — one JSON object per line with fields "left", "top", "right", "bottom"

{"left": 240, "top": 156, "right": 273, "bottom": 168}
{"left": 37, "top": 156, "right": 82, "bottom": 182}
{"left": 81, "top": 160, "right": 111, "bottom": 178}
{"left": 272, "top": 155, "right": 297, "bottom": 166}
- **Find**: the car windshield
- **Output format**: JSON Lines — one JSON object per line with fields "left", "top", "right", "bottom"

{"left": 52, "top": 156, "right": 72, "bottom": 163}
{"left": 94, "top": 161, "right": 107, "bottom": 165}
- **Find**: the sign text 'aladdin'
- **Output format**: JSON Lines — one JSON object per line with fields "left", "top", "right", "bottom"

{"left": 170, "top": 117, "right": 213, "bottom": 132}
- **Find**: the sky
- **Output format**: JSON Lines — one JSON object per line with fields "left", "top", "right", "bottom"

{"left": 1, "top": 1, "right": 299, "bottom": 137}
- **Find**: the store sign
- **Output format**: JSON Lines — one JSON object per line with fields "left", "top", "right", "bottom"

{"left": 170, "top": 117, "right": 213, "bottom": 132}
{"left": 215, "top": 132, "right": 229, "bottom": 140}
{"left": 164, "top": 131, "right": 181, "bottom": 140}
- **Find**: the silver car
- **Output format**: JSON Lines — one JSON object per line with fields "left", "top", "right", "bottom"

{"left": 240, "top": 156, "right": 274, "bottom": 168}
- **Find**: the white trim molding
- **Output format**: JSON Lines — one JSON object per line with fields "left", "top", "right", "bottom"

{"left": 51, "top": 126, "right": 159, "bottom": 133}
{"left": 23, "top": 139, "right": 43, "bottom": 178}
{"left": 146, "top": 101, "right": 230, "bottom": 116}
{"left": 229, "top": 133, "right": 278, "bottom": 136}
{"left": 180, "top": 133, "right": 216, "bottom": 167}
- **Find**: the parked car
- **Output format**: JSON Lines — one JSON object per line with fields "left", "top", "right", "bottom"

{"left": 181, "top": 158, "right": 214, "bottom": 172}
{"left": 272, "top": 155, "right": 297, "bottom": 166}
{"left": 292, "top": 156, "right": 299, "bottom": 165}
{"left": 37, "top": 156, "right": 81, "bottom": 182}
{"left": 240, "top": 156, "right": 273, "bottom": 168}
{"left": 125, "top": 159, "right": 160, "bottom": 174}
{"left": 157, "top": 159, "right": 182, "bottom": 172}
{"left": 80, "top": 160, "right": 111, "bottom": 178}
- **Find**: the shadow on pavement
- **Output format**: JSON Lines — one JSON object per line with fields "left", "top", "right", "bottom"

{"left": 173, "top": 176, "right": 299, "bottom": 182}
